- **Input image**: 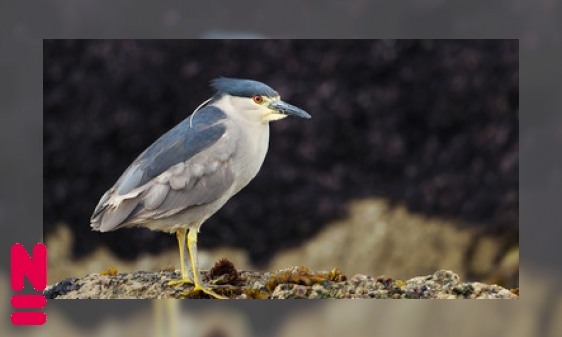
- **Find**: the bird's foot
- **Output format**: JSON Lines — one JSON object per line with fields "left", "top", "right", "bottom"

{"left": 180, "top": 283, "right": 228, "bottom": 299}
{"left": 168, "top": 275, "right": 228, "bottom": 299}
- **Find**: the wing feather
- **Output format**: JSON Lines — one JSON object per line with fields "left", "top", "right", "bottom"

{"left": 143, "top": 183, "right": 170, "bottom": 210}
{"left": 91, "top": 105, "right": 236, "bottom": 232}
{"left": 157, "top": 159, "right": 234, "bottom": 212}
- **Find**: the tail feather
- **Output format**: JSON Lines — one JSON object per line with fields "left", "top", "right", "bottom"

{"left": 90, "top": 188, "right": 142, "bottom": 232}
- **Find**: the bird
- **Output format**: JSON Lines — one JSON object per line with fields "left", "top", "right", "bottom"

{"left": 90, "top": 77, "right": 311, "bottom": 299}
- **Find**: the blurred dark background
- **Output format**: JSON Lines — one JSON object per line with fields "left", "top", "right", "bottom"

{"left": 43, "top": 39, "right": 518, "bottom": 267}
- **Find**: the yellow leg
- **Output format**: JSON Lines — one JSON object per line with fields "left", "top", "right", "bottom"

{"left": 187, "top": 229, "right": 227, "bottom": 299}
{"left": 167, "top": 228, "right": 193, "bottom": 286}
{"left": 176, "top": 228, "right": 191, "bottom": 280}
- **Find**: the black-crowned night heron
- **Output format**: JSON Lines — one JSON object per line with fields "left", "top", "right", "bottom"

{"left": 90, "top": 77, "right": 311, "bottom": 299}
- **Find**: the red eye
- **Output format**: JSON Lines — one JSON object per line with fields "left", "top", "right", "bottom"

{"left": 253, "top": 95, "right": 263, "bottom": 103}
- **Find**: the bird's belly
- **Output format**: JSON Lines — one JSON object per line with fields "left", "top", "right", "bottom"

{"left": 141, "top": 195, "right": 231, "bottom": 233}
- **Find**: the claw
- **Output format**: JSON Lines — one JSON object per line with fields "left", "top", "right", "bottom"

{"left": 181, "top": 284, "right": 228, "bottom": 299}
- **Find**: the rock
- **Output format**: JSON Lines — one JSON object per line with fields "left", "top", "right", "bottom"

{"left": 45, "top": 267, "right": 518, "bottom": 299}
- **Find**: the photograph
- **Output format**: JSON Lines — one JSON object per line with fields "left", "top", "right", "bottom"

{"left": 43, "top": 39, "right": 518, "bottom": 300}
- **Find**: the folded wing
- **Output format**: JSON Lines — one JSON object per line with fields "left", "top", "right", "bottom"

{"left": 91, "top": 106, "right": 236, "bottom": 232}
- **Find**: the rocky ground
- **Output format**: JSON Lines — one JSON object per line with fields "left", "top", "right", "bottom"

{"left": 45, "top": 265, "right": 518, "bottom": 299}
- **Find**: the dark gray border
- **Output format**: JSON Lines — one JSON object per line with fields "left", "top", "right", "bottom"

{"left": 2, "top": 1, "right": 559, "bottom": 336}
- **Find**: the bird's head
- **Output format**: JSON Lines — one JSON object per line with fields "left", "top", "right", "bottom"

{"left": 210, "top": 77, "right": 311, "bottom": 123}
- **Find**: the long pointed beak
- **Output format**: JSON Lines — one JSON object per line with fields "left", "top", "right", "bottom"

{"left": 269, "top": 100, "right": 311, "bottom": 119}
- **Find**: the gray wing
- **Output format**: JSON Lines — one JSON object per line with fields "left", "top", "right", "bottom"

{"left": 91, "top": 105, "right": 237, "bottom": 232}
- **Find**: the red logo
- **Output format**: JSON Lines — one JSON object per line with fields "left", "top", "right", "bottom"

{"left": 11, "top": 243, "right": 47, "bottom": 325}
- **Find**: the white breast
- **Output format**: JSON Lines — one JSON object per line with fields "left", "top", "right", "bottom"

{"left": 229, "top": 118, "right": 270, "bottom": 194}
